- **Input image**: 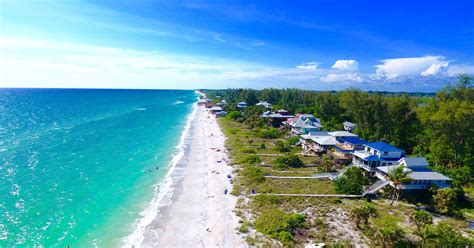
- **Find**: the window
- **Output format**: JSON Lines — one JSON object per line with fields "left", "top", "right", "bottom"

{"left": 383, "top": 152, "right": 388, "bottom": 156}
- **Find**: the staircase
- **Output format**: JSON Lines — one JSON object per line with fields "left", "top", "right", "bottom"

{"left": 330, "top": 163, "right": 354, "bottom": 180}
{"left": 362, "top": 180, "right": 390, "bottom": 196}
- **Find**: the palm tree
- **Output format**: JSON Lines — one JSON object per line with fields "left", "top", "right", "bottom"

{"left": 386, "top": 166, "right": 412, "bottom": 205}
{"left": 410, "top": 210, "right": 433, "bottom": 247}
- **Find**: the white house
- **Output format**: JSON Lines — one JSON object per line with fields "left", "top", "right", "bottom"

{"left": 376, "top": 157, "right": 452, "bottom": 190}
{"left": 256, "top": 101, "right": 272, "bottom": 109}
{"left": 353, "top": 141, "right": 404, "bottom": 172}
{"left": 237, "top": 102, "right": 248, "bottom": 109}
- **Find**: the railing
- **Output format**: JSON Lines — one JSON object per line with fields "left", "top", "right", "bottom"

{"left": 362, "top": 180, "right": 390, "bottom": 196}
{"left": 335, "top": 143, "right": 354, "bottom": 151}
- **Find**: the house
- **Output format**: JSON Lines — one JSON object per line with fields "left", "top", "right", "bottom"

{"left": 300, "top": 131, "right": 358, "bottom": 156}
{"left": 237, "top": 102, "right": 248, "bottom": 109}
{"left": 256, "top": 101, "right": 272, "bottom": 109}
{"left": 330, "top": 136, "right": 368, "bottom": 164}
{"left": 376, "top": 157, "right": 452, "bottom": 190}
{"left": 209, "top": 106, "right": 223, "bottom": 113}
{"left": 216, "top": 111, "right": 228, "bottom": 117}
{"left": 261, "top": 109, "right": 295, "bottom": 127}
{"left": 285, "top": 114, "right": 323, "bottom": 134}
{"left": 353, "top": 141, "right": 404, "bottom": 172}
{"left": 343, "top": 121, "right": 357, "bottom": 132}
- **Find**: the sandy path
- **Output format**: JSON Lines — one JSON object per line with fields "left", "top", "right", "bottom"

{"left": 140, "top": 106, "right": 245, "bottom": 247}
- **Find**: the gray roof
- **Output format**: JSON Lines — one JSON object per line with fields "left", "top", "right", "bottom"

{"left": 210, "top": 106, "right": 223, "bottom": 111}
{"left": 343, "top": 121, "right": 356, "bottom": 127}
{"left": 408, "top": 171, "right": 451, "bottom": 181}
{"left": 328, "top": 131, "right": 358, "bottom": 137}
{"left": 399, "top": 157, "right": 429, "bottom": 167}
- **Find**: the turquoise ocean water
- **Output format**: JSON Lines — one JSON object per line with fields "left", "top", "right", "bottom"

{"left": 0, "top": 89, "right": 196, "bottom": 246}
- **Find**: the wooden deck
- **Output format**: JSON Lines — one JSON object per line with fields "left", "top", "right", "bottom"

{"left": 250, "top": 193, "right": 362, "bottom": 198}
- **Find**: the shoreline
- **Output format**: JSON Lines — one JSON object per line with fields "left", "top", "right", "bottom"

{"left": 123, "top": 99, "right": 199, "bottom": 246}
{"left": 126, "top": 102, "right": 244, "bottom": 247}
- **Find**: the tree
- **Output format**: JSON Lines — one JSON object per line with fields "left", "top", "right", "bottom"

{"left": 386, "top": 166, "right": 411, "bottom": 205}
{"left": 433, "top": 188, "right": 457, "bottom": 215}
{"left": 373, "top": 216, "right": 405, "bottom": 247}
{"left": 410, "top": 210, "right": 433, "bottom": 247}
{"left": 320, "top": 154, "right": 335, "bottom": 172}
{"left": 273, "top": 155, "right": 304, "bottom": 168}
{"left": 350, "top": 202, "right": 377, "bottom": 228}
{"left": 426, "top": 222, "right": 474, "bottom": 246}
{"left": 335, "top": 167, "right": 370, "bottom": 194}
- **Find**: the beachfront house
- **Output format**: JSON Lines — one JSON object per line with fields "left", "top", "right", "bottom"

{"left": 209, "top": 106, "right": 223, "bottom": 113}
{"left": 375, "top": 157, "right": 452, "bottom": 190}
{"left": 216, "top": 111, "right": 228, "bottom": 117}
{"left": 261, "top": 109, "right": 294, "bottom": 127}
{"left": 217, "top": 99, "right": 227, "bottom": 106}
{"left": 330, "top": 136, "right": 368, "bottom": 164}
{"left": 353, "top": 142, "right": 404, "bottom": 172}
{"left": 256, "top": 101, "right": 272, "bottom": 109}
{"left": 237, "top": 102, "right": 248, "bottom": 109}
{"left": 300, "top": 131, "right": 357, "bottom": 155}
{"left": 285, "top": 114, "right": 323, "bottom": 135}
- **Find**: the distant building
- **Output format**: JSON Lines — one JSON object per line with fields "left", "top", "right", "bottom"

{"left": 286, "top": 114, "right": 323, "bottom": 134}
{"left": 256, "top": 101, "right": 272, "bottom": 109}
{"left": 261, "top": 109, "right": 294, "bottom": 127}
{"left": 209, "top": 106, "right": 223, "bottom": 113}
{"left": 343, "top": 121, "right": 356, "bottom": 132}
{"left": 237, "top": 102, "right": 248, "bottom": 109}
{"left": 300, "top": 131, "right": 357, "bottom": 156}
{"left": 331, "top": 136, "right": 368, "bottom": 164}
{"left": 216, "top": 111, "right": 228, "bottom": 117}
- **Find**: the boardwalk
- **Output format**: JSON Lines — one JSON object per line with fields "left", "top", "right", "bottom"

{"left": 251, "top": 193, "right": 362, "bottom": 198}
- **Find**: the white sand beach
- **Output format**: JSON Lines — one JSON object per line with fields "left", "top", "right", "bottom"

{"left": 139, "top": 106, "right": 245, "bottom": 247}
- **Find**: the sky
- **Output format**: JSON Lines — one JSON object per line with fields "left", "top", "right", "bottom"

{"left": 0, "top": 0, "right": 473, "bottom": 92}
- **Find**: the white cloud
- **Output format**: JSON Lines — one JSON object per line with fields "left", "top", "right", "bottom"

{"left": 375, "top": 56, "right": 449, "bottom": 78}
{"left": 296, "top": 62, "right": 318, "bottom": 70}
{"left": 446, "top": 64, "right": 474, "bottom": 76}
{"left": 331, "top": 59, "right": 359, "bottom": 71}
{"left": 421, "top": 63, "right": 449, "bottom": 76}
{"left": 320, "top": 73, "right": 363, "bottom": 83}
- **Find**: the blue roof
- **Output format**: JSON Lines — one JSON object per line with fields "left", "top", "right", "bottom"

{"left": 365, "top": 155, "right": 381, "bottom": 161}
{"left": 366, "top": 142, "right": 404, "bottom": 153}
{"left": 339, "top": 136, "right": 368, "bottom": 145}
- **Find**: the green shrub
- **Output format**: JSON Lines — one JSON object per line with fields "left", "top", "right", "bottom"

{"left": 242, "top": 148, "right": 256, "bottom": 154}
{"left": 274, "top": 141, "right": 291, "bottom": 153}
{"left": 335, "top": 167, "right": 370, "bottom": 194}
{"left": 287, "top": 136, "right": 300, "bottom": 146}
{"left": 254, "top": 209, "right": 306, "bottom": 246}
{"left": 273, "top": 155, "right": 304, "bottom": 168}
{"left": 238, "top": 155, "right": 261, "bottom": 164}
{"left": 258, "top": 128, "right": 281, "bottom": 139}
{"left": 259, "top": 143, "right": 266, "bottom": 149}
{"left": 242, "top": 166, "right": 265, "bottom": 184}
{"left": 227, "top": 111, "right": 243, "bottom": 120}
{"left": 433, "top": 188, "right": 457, "bottom": 215}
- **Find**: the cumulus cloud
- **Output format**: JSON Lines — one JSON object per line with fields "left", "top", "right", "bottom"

{"left": 320, "top": 73, "right": 363, "bottom": 83}
{"left": 376, "top": 55, "right": 449, "bottom": 78}
{"left": 296, "top": 62, "right": 318, "bottom": 70}
{"left": 331, "top": 59, "right": 359, "bottom": 71}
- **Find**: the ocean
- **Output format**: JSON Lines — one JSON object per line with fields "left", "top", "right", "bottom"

{"left": 0, "top": 89, "right": 197, "bottom": 246}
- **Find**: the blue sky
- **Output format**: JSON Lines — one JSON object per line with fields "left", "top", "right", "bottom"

{"left": 1, "top": 0, "right": 473, "bottom": 91}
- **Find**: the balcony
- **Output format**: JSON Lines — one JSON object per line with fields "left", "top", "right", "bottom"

{"left": 335, "top": 142, "right": 354, "bottom": 151}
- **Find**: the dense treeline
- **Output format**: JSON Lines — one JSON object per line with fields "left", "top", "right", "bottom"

{"left": 203, "top": 75, "right": 473, "bottom": 187}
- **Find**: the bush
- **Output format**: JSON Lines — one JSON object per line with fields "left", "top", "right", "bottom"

{"left": 274, "top": 141, "right": 291, "bottom": 153}
{"left": 426, "top": 222, "right": 474, "bottom": 246}
{"left": 287, "top": 136, "right": 300, "bottom": 146}
{"left": 273, "top": 155, "right": 304, "bottom": 168}
{"left": 242, "top": 148, "right": 256, "bottom": 154}
{"left": 258, "top": 128, "right": 281, "bottom": 139}
{"left": 254, "top": 209, "right": 306, "bottom": 246}
{"left": 238, "top": 155, "right": 261, "bottom": 164}
{"left": 433, "top": 188, "right": 457, "bottom": 215}
{"left": 242, "top": 166, "right": 266, "bottom": 184}
{"left": 227, "top": 111, "right": 243, "bottom": 120}
{"left": 335, "top": 167, "right": 370, "bottom": 194}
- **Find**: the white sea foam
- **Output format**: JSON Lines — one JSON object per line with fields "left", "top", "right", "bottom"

{"left": 122, "top": 95, "right": 199, "bottom": 247}
{"left": 172, "top": 100, "right": 184, "bottom": 105}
